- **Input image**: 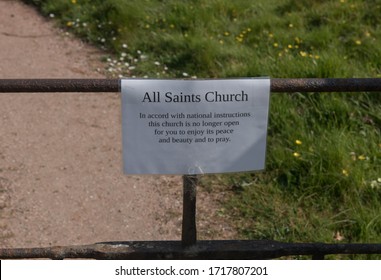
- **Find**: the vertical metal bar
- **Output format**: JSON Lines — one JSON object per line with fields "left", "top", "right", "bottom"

{"left": 182, "top": 175, "right": 198, "bottom": 247}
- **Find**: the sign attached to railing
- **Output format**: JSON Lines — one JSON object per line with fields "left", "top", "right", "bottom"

{"left": 121, "top": 78, "right": 270, "bottom": 175}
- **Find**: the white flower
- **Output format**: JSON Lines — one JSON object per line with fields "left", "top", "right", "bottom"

{"left": 182, "top": 72, "right": 189, "bottom": 77}
{"left": 122, "top": 44, "right": 128, "bottom": 48}
{"left": 371, "top": 181, "right": 378, "bottom": 188}
{"left": 154, "top": 61, "right": 161, "bottom": 66}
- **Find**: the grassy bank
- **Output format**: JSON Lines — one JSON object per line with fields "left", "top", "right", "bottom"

{"left": 24, "top": 0, "right": 381, "bottom": 258}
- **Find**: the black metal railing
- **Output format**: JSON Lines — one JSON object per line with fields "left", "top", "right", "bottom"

{"left": 0, "top": 78, "right": 380, "bottom": 260}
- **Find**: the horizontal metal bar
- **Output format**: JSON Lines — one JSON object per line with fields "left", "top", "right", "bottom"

{"left": 271, "top": 78, "right": 381, "bottom": 92}
{"left": 0, "top": 79, "right": 120, "bottom": 92}
{"left": 1, "top": 240, "right": 381, "bottom": 259}
{"left": 0, "top": 78, "right": 380, "bottom": 93}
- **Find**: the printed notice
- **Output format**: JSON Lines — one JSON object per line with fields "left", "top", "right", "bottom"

{"left": 121, "top": 78, "right": 270, "bottom": 174}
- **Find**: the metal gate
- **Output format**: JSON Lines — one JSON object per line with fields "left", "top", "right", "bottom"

{"left": 0, "top": 78, "right": 380, "bottom": 259}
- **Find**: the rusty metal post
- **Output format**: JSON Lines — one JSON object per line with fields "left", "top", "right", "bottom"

{"left": 182, "top": 175, "right": 198, "bottom": 247}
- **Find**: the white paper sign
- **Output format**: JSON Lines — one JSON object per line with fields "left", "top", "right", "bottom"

{"left": 121, "top": 78, "right": 270, "bottom": 175}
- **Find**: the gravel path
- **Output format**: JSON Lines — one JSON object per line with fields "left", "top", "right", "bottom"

{"left": 0, "top": 0, "right": 235, "bottom": 248}
{"left": 0, "top": 0, "right": 184, "bottom": 248}
{"left": 0, "top": 0, "right": 236, "bottom": 249}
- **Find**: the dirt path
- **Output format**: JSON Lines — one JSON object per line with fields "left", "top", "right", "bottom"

{"left": 0, "top": 0, "right": 235, "bottom": 249}
{"left": 0, "top": 0, "right": 183, "bottom": 248}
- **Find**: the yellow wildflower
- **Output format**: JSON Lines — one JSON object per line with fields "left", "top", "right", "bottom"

{"left": 295, "top": 140, "right": 302, "bottom": 145}
{"left": 71, "top": 0, "right": 77, "bottom": 4}
{"left": 66, "top": 21, "right": 73, "bottom": 27}
{"left": 358, "top": 155, "right": 366, "bottom": 160}
{"left": 355, "top": 40, "right": 362, "bottom": 45}
{"left": 293, "top": 152, "right": 301, "bottom": 158}
{"left": 300, "top": 51, "right": 307, "bottom": 57}
{"left": 342, "top": 169, "right": 349, "bottom": 177}
{"left": 273, "top": 43, "right": 279, "bottom": 48}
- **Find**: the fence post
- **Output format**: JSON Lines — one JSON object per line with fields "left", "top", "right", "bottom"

{"left": 182, "top": 175, "right": 198, "bottom": 247}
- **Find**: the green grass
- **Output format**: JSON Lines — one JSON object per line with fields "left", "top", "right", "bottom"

{"left": 23, "top": 0, "right": 381, "bottom": 259}
{"left": 23, "top": 0, "right": 381, "bottom": 79}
